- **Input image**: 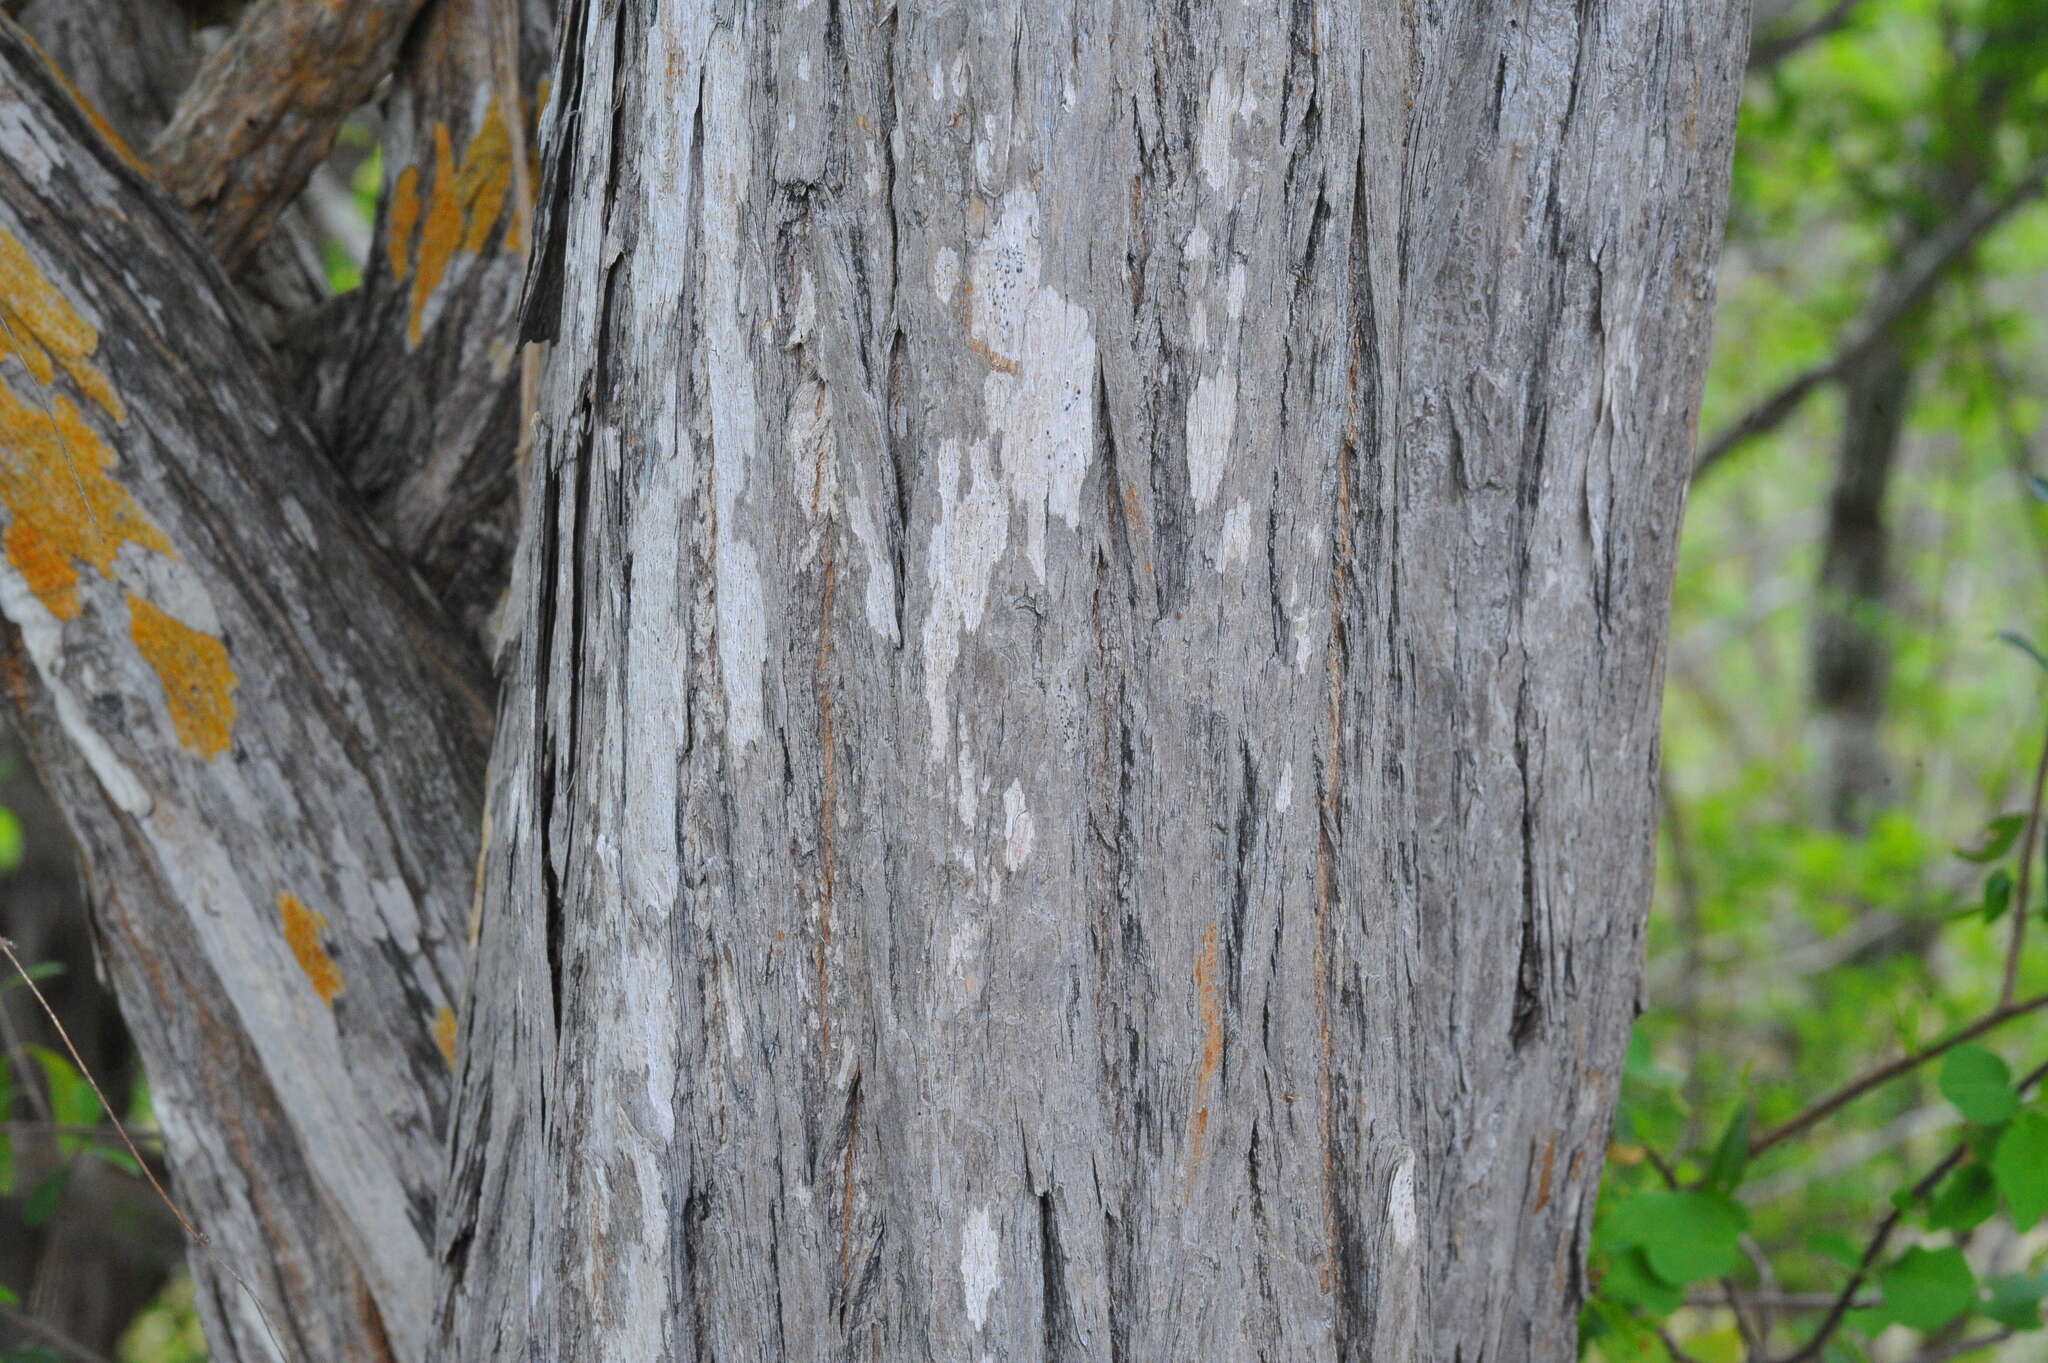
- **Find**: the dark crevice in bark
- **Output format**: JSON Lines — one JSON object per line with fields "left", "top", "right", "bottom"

{"left": 886, "top": 325, "right": 912, "bottom": 642}
{"left": 1227, "top": 736, "right": 1257, "bottom": 1018}
{"left": 1036, "top": 1190, "right": 1079, "bottom": 1361}
{"left": 1511, "top": 679, "right": 1545, "bottom": 1052}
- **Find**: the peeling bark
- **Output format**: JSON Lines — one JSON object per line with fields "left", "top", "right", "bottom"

{"left": 442, "top": 5, "right": 1746, "bottom": 1362}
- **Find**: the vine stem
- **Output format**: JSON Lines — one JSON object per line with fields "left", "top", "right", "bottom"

{"left": 2000, "top": 714, "right": 2048, "bottom": 1006}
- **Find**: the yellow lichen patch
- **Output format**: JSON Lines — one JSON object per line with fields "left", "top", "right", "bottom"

{"left": 0, "top": 381, "right": 172, "bottom": 618}
{"left": 434, "top": 1005, "right": 458, "bottom": 1068}
{"left": 406, "top": 98, "right": 516, "bottom": 347}
{"left": 127, "top": 594, "right": 236, "bottom": 760}
{"left": 388, "top": 163, "right": 422, "bottom": 280}
{"left": 0, "top": 231, "right": 124, "bottom": 421}
{"left": 278, "top": 893, "right": 344, "bottom": 1005}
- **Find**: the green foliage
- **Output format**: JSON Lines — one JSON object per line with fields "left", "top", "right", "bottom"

{"left": 1592, "top": 1, "right": 2048, "bottom": 1351}
{"left": 1880, "top": 1246, "right": 1978, "bottom": 1331}
{"left": 1939, "top": 1044, "right": 2019, "bottom": 1124}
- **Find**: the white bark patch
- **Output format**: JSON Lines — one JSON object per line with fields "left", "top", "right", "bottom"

{"left": 932, "top": 246, "right": 960, "bottom": 304}
{"left": 969, "top": 189, "right": 1096, "bottom": 581}
{"left": 1388, "top": 1152, "right": 1418, "bottom": 1248}
{"left": 1275, "top": 762, "right": 1293, "bottom": 815}
{"left": 922, "top": 439, "right": 1007, "bottom": 759}
{"left": 0, "top": 567, "right": 151, "bottom": 815}
{"left": 1213, "top": 500, "right": 1252, "bottom": 573}
{"left": 961, "top": 1204, "right": 1001, "bottom": 1331}
{"left": 1198, "top": 68, "right": 1236, "bottom": 196}
{"left": 1002, "top": 780, "right": 1033, "bottom": 870}
{"left": 1186, "top": 370, "right": 1237, "bottom": 511}
{"left": 846, "top": 492, "right": 900, "bottom": 644}
{"left": 705, "top": 35, "right": 765, "bottom": 753}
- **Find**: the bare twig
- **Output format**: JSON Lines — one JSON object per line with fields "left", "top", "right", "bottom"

{"left": 0, "top": 938, "right": 198, "bottom": 1244}
{"left": 1748, "top": 0, "right": 1865, "bottom": 70}
{"left": 0, "top": 1306, "right": 121, "bottom": 1363}
{"left": 1683, "top": 1290, "right": 1879, "bottom": 1311}
{"left": 0, "top": 1119, "right": 166, "bottom": 1145}
{"left": 1768, "top": 1056, "right": 2048, "bottom": 1363}
{"left": 2001, "top": 718, "right": 2048, "bottom": 1005}
{"left": 1749, "top": 991, "right": 2048, "bottom": 1158}
{"left": 1694, "top": 156, "right": 2048, "bottom": 482}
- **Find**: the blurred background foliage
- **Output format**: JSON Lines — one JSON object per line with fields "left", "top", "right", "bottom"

{"left": 1588, "top": 0, "right": 2048, "bottom": 1359}
{"left": 4, "top": 0, "right": 2048, "bottom": 1360}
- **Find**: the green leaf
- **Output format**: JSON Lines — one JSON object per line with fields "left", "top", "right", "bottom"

{"left": 1984, "top": 867, "right": 2015, "bottom": 923}
{"left": 83, "top": 1144, "right": 140, "bottom": 1177}
{"left": 1985, "top": 1272, "right": 2048, "bottom": 1331}
{"left": 1878, "top": 1246, "right": 1975, "bottom": 1332}
{"left": 1994, "top": 1110, "right": 2048, "bottom": 1229}
{"left": 1601, "top": 1246, "right": 1685, "bottom": 1315}
{"left": 1809, "top": 1231, "right": 1862, "bottom": 1267}
{"left": 26, "top": 1046, "right": 99, "bottom": 1148}
{"left": 1957, "top": 813, "right": 2027, "bottom": 863}
{"left": 21, "top": 1167, "right": 65, "bottom": 1229}
{"left": 1704, "top": 1102, "right": 1754, "bottom": 1194}
{"left": 1925, "top": 1162, "right": 1998, "bottom": 1231}
{"left": 0, "top": 806, "right": 22, "bottom": 875}
{"left": 1998, "top": 631, "right": 2048, "bottom": 673}
{"left": 1940, "top": 1045, "right": 2019, "bottom": 1125}
{"left": 0, "top": 1284, "right": 14, "bottom": 1306}
{"left": 1604, "top": 1190, "right": 1748, "bottom": 1284}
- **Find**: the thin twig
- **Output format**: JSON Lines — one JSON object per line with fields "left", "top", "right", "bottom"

{"left": 0, "top": 939, "right": 296, "bottom": 1362}
{"left": 0, "top": 938, "right": 196, "bottom": 1243}
{"left": 1909, "top": 1330, "right": 2013, "bottom": 1363}
{"left": 1749, "top": 990, "right": 2048, "bottom": 1158}
{"left": 1768, "top": 1056, "right": 2048, "bottom": 1363}
{"left": 2001, "top": 717, "right": 2048, "bottom": 1005}
{"left": 1694, "top": 156, "right": 2048, "bottom": 482}
{"left": 1748, "top": 0, "right": 1865, "bottom": 71}
{"left": 0, "top": 1306, "right": 121, "bottom": 1363}
{"left": 0, "top": 1120, "right": 165, "bottom": 1145}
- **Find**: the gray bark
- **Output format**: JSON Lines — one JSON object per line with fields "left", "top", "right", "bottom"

{"left": 440, "top": 5, "right": 1746, "bottom": 1363}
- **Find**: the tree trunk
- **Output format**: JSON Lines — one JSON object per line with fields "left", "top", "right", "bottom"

{"left": 437, "top": 5, "right": 1746, "bottom": 1362}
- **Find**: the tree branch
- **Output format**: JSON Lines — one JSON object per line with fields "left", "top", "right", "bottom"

{"left": 1749, "top": 991, "right": 2048, "bottom": 1158}
{"left": 149, "top": 0, "right": 435, "bottom": 269}
{"left": 1748, "top": 0, "right": 1865, "bottom": 71}
{"left": 0, "top": 26, "right": 490, "bottom": 1360}
{"left": 1692, "top": 156, "right": 2048, "bottom": 482}
{"left": 307, "top": 0, "right": 550, "bottom": 635}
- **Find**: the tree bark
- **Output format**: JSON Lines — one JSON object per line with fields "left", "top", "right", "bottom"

{"left": 440, "top": 5, "right": 1746, "bottom": 1362}
{"left": 0, "top": 28, "right": 490, "bottom": 1361}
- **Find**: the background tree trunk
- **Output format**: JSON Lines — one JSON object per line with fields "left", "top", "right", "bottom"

{"left": 439, "top": 5, "right": 1747, "bottom": 1362}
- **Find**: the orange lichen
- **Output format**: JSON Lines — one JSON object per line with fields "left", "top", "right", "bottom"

{"left": 0, "top": 383, "right": 172, "bottom": 619}
{"left": 388, "top": 163, "right": 422, "bottom": 280}
{"left": 406, "top": 98, "right": 515, "bottom": 347}
{"left": 17, "top": 30, "right": 150, "bottom": 178}
{"left": 127, "top": 594, "right": 237, "bottom": 760}
{"left": 279, "top": 893, "right": 344, "bottom": 1005}
{"left": 0, "top": 231, "right": 124, "bottom": 420}
{"left": 1184, "top": 924, "right": 1223, "bottom": 1197}
{"left": 433, "top": 1005, "right": 458, "bottom": 1068}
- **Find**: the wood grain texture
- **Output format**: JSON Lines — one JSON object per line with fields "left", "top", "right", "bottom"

{"left": 440, "top": 3, "right": 1748, "bottom": 1361}
{"left": 0, "top": 26, "right": 490, "bottom": 1362}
